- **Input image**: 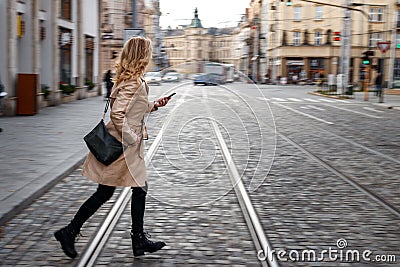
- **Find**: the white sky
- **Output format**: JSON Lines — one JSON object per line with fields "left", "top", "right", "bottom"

{"left": 159, "top": 0, "right": 250, "bottom": 29}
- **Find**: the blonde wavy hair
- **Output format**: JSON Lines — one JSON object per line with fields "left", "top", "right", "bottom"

{"left": 114, "top": 36, "right": 152, "bottom": 86}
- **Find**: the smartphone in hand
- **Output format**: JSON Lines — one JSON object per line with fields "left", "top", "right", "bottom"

{"left": 167, "top": 92, "right": 176, "bottom": 99}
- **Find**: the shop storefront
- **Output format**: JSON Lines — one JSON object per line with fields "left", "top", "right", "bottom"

{"left": 393, "top": 58, "right": 400, "bottom": 88}
{"left": 286, "top": 58, "right": 304, "bottom": 84}
{"left": 309, "top": 58, "right": 325, "bottom": 81}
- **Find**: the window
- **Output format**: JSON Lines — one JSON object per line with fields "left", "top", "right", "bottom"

{"left": 369, "top": 8, "right": 383, "bottom": 22}
{"left": 315, "top": 31, "right": 322, "bottom": 46}
{"left": 60, "top": 0, "right": 72, "bottom": 20}
{"left": 397, "top": 11, "right": 400, "bottom": 28}
{"left": 369, "top": 33, "right": 382, "bottom": 47}
{"left": 59, "top": 28, "right": 72, "bottom": 83}
{"left": 397, "top": 34, "right": 400, "bottom": 48}
{"left": 315, "top": 6, "right": 323, "bottom": 20}
{"left": 394, "top": 59, "right": 400, "bottom": 79}
{"left": 294, "top": 31, "right": 301, "bottom": 46}
{"left": 85, "top": 36, "right": 94, "bottom": 83}
{"left": 294, "top": 7, "right": 301, "bottom": 21}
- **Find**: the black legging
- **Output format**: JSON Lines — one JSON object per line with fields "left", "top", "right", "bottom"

{"left": 70, "top": 183, "right": 147, "bottom": 233}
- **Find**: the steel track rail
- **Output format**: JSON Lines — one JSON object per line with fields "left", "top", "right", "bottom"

{"left": 211, "top": 119, "right": 279, "bottom": 267}
{"left": 269, "top": 95, "right": 399, "bottom": 164}
{"left": 278, "top": 131, "right": 400, "bottom": 219}
{"left": 204, "top": 89, "right": 279, "bottom": 267}
{"left": 268, "top": 99, "right": 400, "bottom": 216}
{"left": 76, "top": 89, "right": 188, "bottom": 267}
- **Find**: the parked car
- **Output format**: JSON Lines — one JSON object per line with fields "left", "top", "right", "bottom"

{"left": 144, "top": 72, "right": 162, "bottom": 85}
{"left": 188, "top": 73, "right": 203, "bottom": 80}
{"left": 162, "top": 72, "right": 180, "bottom": 82}
{"left": 194, "top": 73, "right": 225, "bottom": 86}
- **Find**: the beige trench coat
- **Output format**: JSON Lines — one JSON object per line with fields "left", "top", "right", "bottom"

{"left": 82, "top": 78, "right": 156, "bottom": 187}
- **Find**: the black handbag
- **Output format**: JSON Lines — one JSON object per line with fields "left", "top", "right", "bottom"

{"left": 84, "top": 98, "right": 124, "bottom": 166}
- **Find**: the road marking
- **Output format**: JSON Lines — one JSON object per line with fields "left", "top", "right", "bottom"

{"left": 287, "top": 98, "right": 302, "bottom": 102}
{"left": 256, "top": 96, "right": 268, "bottom": 101}
{"left": 336, "top": 99, "right": 351, "bottom": 103}
{"left": 300, "top": 106, "right": 309, "bottom": 109}
{"left": 320, "top": 98, "right": 336, "bottom": 103}
{"left": 323, "top": 104, "right": 381, "bottom": 118}
{"left": 274, "top": 102, "right": 334, "bottom": 125}
{"left": 363, "top": 107, "right": 384, "bottom": 113}
{"left": 304, "top": 98, "right": 319, "bottom": 102}
{"left": 271, "top": 97, "right": 286, "bottom": 102}
{"left": 307, "top": 105, "right": 325, "bottom": 111}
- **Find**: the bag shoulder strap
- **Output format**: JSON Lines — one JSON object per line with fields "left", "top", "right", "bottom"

{"left": 103, "top": 98, "right": 111, "bottom": 119}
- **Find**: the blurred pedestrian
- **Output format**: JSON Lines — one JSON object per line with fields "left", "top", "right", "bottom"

{"left": 54, "top": 36, "right": 170, "bottom": 259}
{"left": 103, "top": 70, "right": 113, "bottom": 99}
{"left": 375, "top": 71, "right": 383, "bottom": 97}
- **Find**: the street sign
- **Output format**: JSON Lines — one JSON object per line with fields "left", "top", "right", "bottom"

{"left": 123, "top": 28, "right": 145, "bottom": 44}
{"left": 377, "top": 42, "right": 391, "bottom": 53}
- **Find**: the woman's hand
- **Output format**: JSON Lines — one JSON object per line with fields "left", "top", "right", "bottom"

{"left": 154, "top": 97, "right": 169, "bottom": 108}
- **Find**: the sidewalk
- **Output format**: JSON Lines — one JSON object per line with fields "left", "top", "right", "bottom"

{"left": 310, "top": 89, "right": 400, "bottom": 110}
{"left": 0, "top": 96, "right": 105, "bottom": 225}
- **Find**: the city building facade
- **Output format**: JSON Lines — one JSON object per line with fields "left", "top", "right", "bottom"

{"left": 100, "top": 0, "right": 164, "bottom": 75}
{"left": 162, "top": 0, "right": 400, "bottom": 88}
{"left": 257, "top": 0, "right": 400, "bottom": 87}
{"left": 0, "top": 0, "right": 101, "bottom": 115}
{"left": 162, "top": 8, "right": 240, "bottom": 75}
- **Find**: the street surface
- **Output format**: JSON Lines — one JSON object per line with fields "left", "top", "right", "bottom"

{"left": 0, "top": 81, "right": 399, "bottom": 266}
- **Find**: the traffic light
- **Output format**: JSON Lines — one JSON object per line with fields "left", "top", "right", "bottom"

{"left": 112, "top": 51, "right": 118, "bottom": 59}
{"left": 362, "top": 56, "right": 370, "bottom": 65}
{"left": 333, "top": 31, "right": 341, "bottom": 42}
{"left": 281, "top": 0, "right": 293, "bottom": 6}
{"left": 361, "top": 50, "right": 374, "bottom": 65}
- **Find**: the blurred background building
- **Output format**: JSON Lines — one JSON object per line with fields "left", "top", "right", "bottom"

{"left": 100, "top": 0, "right": 165, "bottom": 74}
{"left": 162, "top": 8, "right": 240, "bottom": 75}
{"left": 0, "top": 0, "right": 100, "bottom": 115}
{"left": 253, "top": 0, "right": 400, "bottom": 86}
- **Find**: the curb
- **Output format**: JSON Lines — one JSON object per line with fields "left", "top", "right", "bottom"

{"left": 372, "top": 103, "right": 400, "bottom": 110}
{"left": 0, "top": 148, "right": 88, "bottom": 226}
{"left": 307, "top": 91, "right": 353, "bottom": 100}
{"left": 308, "top": 91, "right": 400, "bottom": 110}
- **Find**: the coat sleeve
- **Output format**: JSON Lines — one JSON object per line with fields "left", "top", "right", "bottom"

{"left": 110, "top": 84, "right": 140, "bottom": 146}
{"left": 146, "top": 101, "right": 157, "bottom": 113}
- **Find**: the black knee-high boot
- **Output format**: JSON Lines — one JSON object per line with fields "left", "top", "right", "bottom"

{"left": 54, "top": 184, "right": 115, "bottom": 258}
{"left": 130, "top": 184, "right": 165, "bottom": 257}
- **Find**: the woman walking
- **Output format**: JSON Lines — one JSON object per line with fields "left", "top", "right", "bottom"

{"left": 54, "top": 36, "right": 170, "bottom": 259}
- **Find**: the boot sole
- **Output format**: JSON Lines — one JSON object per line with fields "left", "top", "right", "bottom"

{"left": 133, "top": 249, "right": 145, "bottom": 257}
{"left": 133, "top": 243, "right": 166, "bottom": 257}
{"left": 54, "top": 231, "right": 78, "bottom": 259}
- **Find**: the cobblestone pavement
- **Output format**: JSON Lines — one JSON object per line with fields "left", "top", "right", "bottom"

{"left": 0, "top": 96, "right": 104, "bottom": 224}
{"left": 0, "top": 168, "right": 122, "bottom": 266}
{"left": 231, "top": 87, "right": 400, "bottom": 266}
{"left": 0, "top": 85, "right": 262, "bottom": 266}
{"left": 0, "top": 82, "right": 398, "bottom": 266}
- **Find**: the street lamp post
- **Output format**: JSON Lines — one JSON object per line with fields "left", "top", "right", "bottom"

{"left": 252, "top": 17, "right": 259, "bottom": 83}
